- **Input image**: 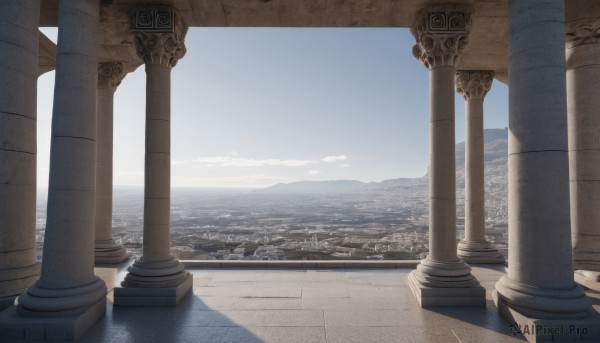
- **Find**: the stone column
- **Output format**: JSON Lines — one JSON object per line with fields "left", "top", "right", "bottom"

{"left": 94, "top": 62, "right": 130, "bottom": 264}
{"left": 114, "top": 8, "right": 192, "bottom": 306}
{"left": 0, "top": 0, "right": 41, "bottom": 311}
{"left": 407, "top": 5, "right": 485, "bottom": 307}
{"left": 493, "top": 1, "right": 599, "bottom": 340}
{"left": 566, "top": 18, "right": 600, "bottom": 290}
{"left": 0, "top": 0, "right": 107, "bottom": 340}
{"left": 455, "top": 70, "right": 504, "bottom": 264}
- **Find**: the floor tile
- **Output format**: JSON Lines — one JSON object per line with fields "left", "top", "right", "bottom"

{"left": 231, "top": 297, "right": 303, "bottom": 310}
{"left": 324, "top": 309, "right": 422, "bottom": 327}
{"left": 74, "top": 266, "right": 536, "bottom": 342}
{"left": 251, "top": 286, "right": 302, "bottom": 298}
{"left": 302, "top": 286, "right": 351, "bottom": 298}
{"left": 325, "top": 326, "right": 457, "bottom": 343}
{"left": 452, "top": 327, "right": 526, "bottom": 342}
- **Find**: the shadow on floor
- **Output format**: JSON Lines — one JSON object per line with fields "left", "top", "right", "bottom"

{"left": 80, "top": 293, "right": 265, "bottom": 343}
{"left": 587, "top": 290, "right": 600, "bottom": 306}
{"left": 424, "top": 300, "right": 526, "bottom": 342}
{"left": 80, "top": 265, "right": 531, "bottom": 343}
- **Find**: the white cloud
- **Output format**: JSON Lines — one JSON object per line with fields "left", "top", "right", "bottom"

{"left": 115, "top": 171, "right": 144, "bottom": 176}
{"left": 340, "top": 164, "right": 350, "bottom": 168}
{"left": 322, "top": 155, "right": 348, "bottom": 163}
{"left": 308, "top": 170, "right": 322, "bottom": 176}
{"left": 113, "top": 171, "right": 145, "bottom": 186}
{"left": 173, "top": 156, "right": 316, "bottom": 168}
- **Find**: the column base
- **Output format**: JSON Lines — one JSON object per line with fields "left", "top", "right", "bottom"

{"left": 457, "top": 240, "right": 505, "bottom": 264}
{"left": 0, "top": 298, "right": 106, "bottom": 341}
{"left": 114, "top": 272, "right": 192, "bottom": 306}
{"left": 94, "top": 239, "right": 130, "bottom": 264}
{"left": 574, "top": 270, "right": 600, "bottom": 292}
{"left": 493, "top": 290, "right": 600, "bottom": 342}
{"left": 407, "top": 257, "right": 486, "bottom": 307}
{"left": 0, "top": 263, "right": 41, "bottom": 311}
{"left": 2, "top": 273, "right": 107, "bottom": 340}
{"left": 0, "top": 296, "right": 17, "bottom": 312}
{"left": 573, "top": 253, "right": 600, "bottom": 275}
{"left": 17, "top": 277, "right": 107, "bottom": 315}
{"left": 114, "top": 256, "right": 192, "bottom": 306}
{"left": 494, "top": 276, "right": 593, "bottom": 319}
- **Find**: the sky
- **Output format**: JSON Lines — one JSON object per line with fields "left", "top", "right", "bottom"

{"left": 38, "top": 28, "right": 508, "bottom": 188}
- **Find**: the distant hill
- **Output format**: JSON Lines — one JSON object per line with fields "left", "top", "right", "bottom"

{"left": 484, "top": 127, "right": 508, "bottom": 144}
{"left": 456, "top": 127, "right": 508, "bottom": 167}
{"left": 254, "top": 180, "right": 365, "bottom": 195}
{"left": 256, "top": 128, "right": 508, "bottom": 195}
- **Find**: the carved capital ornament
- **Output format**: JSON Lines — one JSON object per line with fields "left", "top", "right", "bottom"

{"left": 566, "top": 18, "right": 600, "bottom": 48}
{"left": 411, "top": 5, "right": 473, "bottom": 69}
{"left": 455, "top": 70, "right": 494, "bottom": 101}
{"left": 131, "top": 8, "right": 188, "bottom": 67}
{"left": 98, "top": 62, "right": 126, "bottom": 91}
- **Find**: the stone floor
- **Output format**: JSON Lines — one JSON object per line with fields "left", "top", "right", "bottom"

{"left": 70, "top": 263, "right": 563, "bottom": 343}
{"left": 4, "top": 263, "right": 595, "bottom": 342}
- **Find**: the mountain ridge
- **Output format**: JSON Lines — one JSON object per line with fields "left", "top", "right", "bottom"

{"left": 255, "top": 128, "right": 508, "bottom": 195}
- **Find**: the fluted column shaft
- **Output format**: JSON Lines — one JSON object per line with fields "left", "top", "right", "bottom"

{"left": 428, "top": 65, "right": 458, "bottom": 262}
{"left": 455, "top": 71, "right": 504, "bottom": 264}
{"left": 96, "top": 67, "right": 117, "bottom": 242}
{"left": 407, "top": 5, "right": 485, "bottom": 307}
{"left": 567, "top": 18, "right": 600, "bottom": 279}
{"left": 121, "top": 64, "right": 186, "bottom": 286}
{"left": 465, "top": 97, "right": 485, "bottom": 242}
{"left": 412, "top": 6, "right": 470, "bottom": 266}
{"left": 94, "top": 62, "right": 129, "bottom": 264}
{"left": 494, "top": 0, "right": 593, "bottom": 320}
{"left": 17, "top": 0, "right": 107, "bottom": 315}
{"left": 143, "top": 63, "right": 172, "bottom": 260}
{"left": 119, "top": 8, "right": 191, "bottom": 294}
{"left": 0, "top": 0, "right": 41, "bottom": 310}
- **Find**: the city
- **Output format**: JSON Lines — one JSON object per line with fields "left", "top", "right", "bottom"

{"left": 35, "top": 129, "right": 509, "bottom": 262}
{"left": 4, "top": 1, "right": 598, "bottom": 340}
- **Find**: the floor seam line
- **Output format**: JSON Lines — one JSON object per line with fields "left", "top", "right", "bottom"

{"left": 451, "top": 328, "right": 463, "bottom": 342}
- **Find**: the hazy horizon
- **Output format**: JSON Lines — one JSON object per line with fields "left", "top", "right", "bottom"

{"left": 38, "top": 27, "right": 509, "bottom": 188}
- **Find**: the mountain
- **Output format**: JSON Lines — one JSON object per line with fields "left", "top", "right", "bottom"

{"left": 255, "top": 180, "right": 365, "bottom": 195}
{"left": 456, "top": 127, "right": 508, "bottom": 167}
{"left": 484, "top": 127, "right": 508, "bottom": 144}
{"left": 258, "top": 128, "right": 508, "bottom": 195}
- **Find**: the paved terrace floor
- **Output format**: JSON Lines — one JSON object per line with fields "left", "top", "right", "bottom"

{"left": 46, "top": 264, "right": 600, "bottom": 342}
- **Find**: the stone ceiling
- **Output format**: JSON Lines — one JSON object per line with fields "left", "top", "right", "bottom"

{"left": 38, "top": 31, "right": 56, "bottom": 77}
{"left": 39, "top": 0, "right": 509, "bottom": 81}
{"left": 36, "top": 0, "right": 600, "bottom": 84}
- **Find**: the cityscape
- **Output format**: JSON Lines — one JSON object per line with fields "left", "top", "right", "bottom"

{"left": 35, "top": 129, "right": 509, "bottom": 262}
{"left": 5, "top": 2, "right": 595, "bottom": 340}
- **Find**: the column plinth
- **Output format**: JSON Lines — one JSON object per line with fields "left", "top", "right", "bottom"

{"left": 567, "top": 18, "right": 600, "bottom": 291}
{"left": 94, "top": 62, "right": 130, "bottom": 264}
{"left": 407, "top": 5, "right": 485, "bottom": 307}
{"left": 114, "top": 8, "right": 192, "bottom": 306}
{"left": 0, "top": 0, "right": 41, "bottom": 311}
{"left": 455, "top": 70, "right": 504, "bottom": 264}
{"left": 493, "top": 1, "right": 600, "bottom": 341}
{"left": 0, "top": 0, "right": 107, "bottom": 340}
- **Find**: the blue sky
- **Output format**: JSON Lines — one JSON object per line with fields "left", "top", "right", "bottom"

{"left": 38, "top": 28, "right": 508, "bottom": 188}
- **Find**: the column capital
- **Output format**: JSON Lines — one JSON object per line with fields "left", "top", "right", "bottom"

{"left": 411, "top": 4, "right": 473, "bottom": 69}
{"left": 455, "top": 70, "right": 494, "bottom": 101}
{"left": 98, "top": 62, "right": 126, "bottom": 92}
{"left": 131, "top": 8, "right": 188, "bottom": 68}
{"left": 566, "top": 18, "right": 600, "bottom": 49}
